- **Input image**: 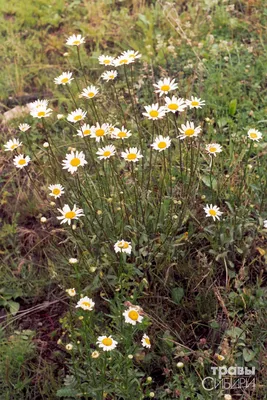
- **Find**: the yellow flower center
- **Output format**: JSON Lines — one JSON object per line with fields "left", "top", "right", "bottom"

{"left": 61, "top": 77, "right": 69, "bottom": 83}
{"left": 118, "top": 131, "right": 127, "bottom": 138}
{"left": 87, "top": 92, "right": 95, "bottom": 98}
{"left": 96, "top": 129, "right": 105, "bottom": 136}
{"left": 158, "top": 141, "right": 167, "bottom": 149}
{"left": 127, "top": 153, "right": 137, "bottom": 160}
{"left": 103, "top": 151, "right": 111, "bottom": 157}
{"left": 191, "top": 101, "right": 199, "bottom": 106}
{"left": 149, "top": 110, "right": 159, "bottom": 118}
{"left": 118, "top": 242, "right": 129, "bottom": 249}
{"left": 119, "top": 59, "right": 128, "bottom": 64}
{"left": 128, "top": 310, "right": 139, "bottom": 321}
{"left": 209, "top": 147, "right": 217, "bottom": 153}
{"left": 11, "top": 144, "right": 18, "bottom": 149}
{"left": 38, "top": 111, "right": 45, "bottom": 117}
{"left": 52, "top": 188, "right": 61, "bottom": 195}
{"left": 145, "top": 337, "right": 150, "bottom": 345}
{"left": 160, "top": 84, "right": 170, "bottom": 91}
{"left": 109, "top": 75, "right": 115, "bottom": 79}
{"left": 18, "top": 159, "right": 26, "bottom": 165}
{"left": 73, "top": 40, "right": 80, "bottom": 45}
{"left": 104, "top": 60, "right": 111, "bottom": 64}
{"left": 209, "top": 209, "right": 217, "bottom": 216}
{"left": 70, "top": 158, "right": 81, "bottom": 167}
{"left": 74, "top": 115, "right": 82, "bottom": 121}
{"left": 168, "top": 103, "right": 178, "bottom": 110}
{"left": 82, "top": 301, "right": 91, "bottom": 308}
{"left": 250, "top": 132, "right": 257, "bottom": 139}
{"left": 65, "top": 211, "right": 76, "bottom": 219}
{"left": 102, "top": 338, "right": 113, "bottom": 346}
{"left": 185, "top": 128, "right": 195, "bottom": 136}
{"left": 83, "top": 130, "right": 91, "bottom": 136}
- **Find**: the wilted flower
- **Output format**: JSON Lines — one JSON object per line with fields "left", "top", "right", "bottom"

{"left": 66, "top": 344, "right": 73, "bottom": 350}
{"left": 69, "top": 258, "right": 78, "bottom": 264}
{"left": 66, "top": 288, "right": 76, "bottom": 297}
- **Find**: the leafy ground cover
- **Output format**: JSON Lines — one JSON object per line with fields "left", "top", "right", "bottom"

{"left": 1, "top": 0, "right": 267, "bottom": 399}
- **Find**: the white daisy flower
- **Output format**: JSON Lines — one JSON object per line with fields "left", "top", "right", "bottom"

{"left": 120, "top": 50, "right": 141, "bottom": 60}
{"left": 101, "top": 70, "right": 118, "bottom": 82}
{"left": 62, "top": 150, "right": 87, "bottom": 174}
{"left": 247, "top": 129, "right": 262, "bottom": 142}
{"left": 263, "top": 220, "right": 267, "bottom": 229}
{"left": 203, "top": 204, "right": 223, "bottom": 221}
{"left": 19, "top": 123, "right": 31, "bottom": 132}
{"left": 66, "top": 288, "right": 76, "bottom": 297}
{"left": 205, "top": 143, "right": 223, "bottom": 156}
{"left": 77, "top": 124, "right": 92, "bottom": 138}
{"left": 123, "top": 307, "right": 143, "bottom": 325}
{"left": 141, "top": 334, "right": 151, "bottom": 349}
{"left": 178, "top": 121, "right": 201, "bottom": 140}
{"left": 98, "top": 55, "right": 115, "bottom": 66}
{"left": 54, "top": 71, "right": 73, "bottom": 85}
{"left": 143, "top": 103, "right": 166, "bottom": 120}
{"left": 76, "top": 296, "right": 95, "bottom": 311}
{"left": 186, "top": 96, "right": 205, "bottom": 109}
{"left": 80, "top": 85, "right": 99, "bottom": 99}
{"left": 66, "top": 34, "right": 85, "bottom": 46}
{"left": 111, "top": 126, "right": 131, "bottom": 140}
{"left": 48, "top": 184, "right": 65, "bottom": 199}
{"left": 113, "top": 54, "right": 134, "bottom": 67}
{"left": 13, "top": 154, "right": 30, "bottom": 169}
{"left": 28, "top": 99, "right": 49, "bottom": 111}
{"left": 97, "top": 335, "right": 118, "bottom": 351}
{"left": 57, "top": 204, "right": 84, "bottom": 225}
{"left": 30, "top": 105, "right": 52, "bottom": 119}
{"left": 121, "top": 147, "right": 143, "bottom": 162}
{"left": 67, "top": 108, "right": 87, "bottom": 123}
{"left": 69, "top": 258, "right": 78, "bottom": 264}
{"left": 151, "top": 135, "right": 171, "bottom": 152}
{"left": 96, "top": 145, "right": 116, "bottom": 160}
{"left": 4, "top": 138, "right": 22, "bottom": 152}
{"left": 164, "top": 96, "right": 187, "bottom": 113}
{"left": 114, "top": 240, "right": 132, "bottom": 254}
{"left": 90, "top": 123, "right": 109, "bottom": 142}
{"left": 153, "top": 77, "right": 178, "bottom": 97}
